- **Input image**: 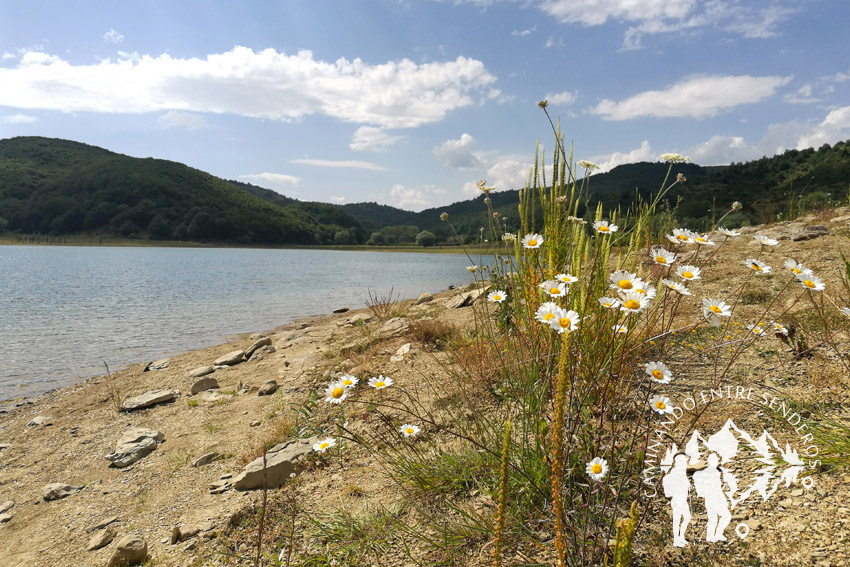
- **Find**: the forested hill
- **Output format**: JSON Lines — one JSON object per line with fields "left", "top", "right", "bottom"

{"left": 0, "top": 137, "right": 365, "bottom": 245}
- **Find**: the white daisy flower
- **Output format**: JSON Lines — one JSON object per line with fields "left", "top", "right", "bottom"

{"left": 367, "top": 375, "right": 393, "bottom": 389}
{"left": 797, "top": 273, "right": 825, "bottom": 291}
{"left": 693, "top": 234, "right": 715, "bottom": 246}
{"left": 522, "top": 233, "right": 544, "bottom": 249}
{"left": 754, "top": 234, "right": 779, "bottom": 246}
{"left": 540, "top": 280, "right": 567, "bottom": 298}
{"left": 840, "top": 307, "right": 850, "bottom": 318}
{"left": 666, "top": 228, "right": 697, "bottom": 244}
{"left": 554, "top": 273, "right": 579, "bottom": 284}
{"left": 593, "top": 220, "right": 618, "bottom": 234}
{"left": 662, "top": 278, "right": 691, "bottom": 296}
{"left": 702, "top": 298, "right": 732, "bottom": 321}
{"left": 783, "top": 259, "right": 809, "bottom": 276}
{"left": 586, "top": 457, "right": 609, "bottom": 481}
{"left": 770, "top": 321, "right": 788, "bottom": 336}
{"left": 549, "top": 308, "right": 580, "bottom": 334}
{"left": 597, "top": 297, "right": 621, "bottom": 309}
{"left": 675, "top": 265, "right": 701, "bottom": 281}
{"left": 399, "top": 424, "right": 421, "bottom": 437}
{"left": 609, "top": 270, "right": 642, "bottom": 291}
{"left": 619, "top": 291, "right": 650, "bottom": 314}
{"left": 535, "top": 302, "right": 561, "bottom": 324}
{"left": 612, "top": 324, "right": 629, "bottom": 334}
{"left": 339, "top": 374, "right": 359, "bottom": 388}
{"left": 313, "top": 438, "right": 337, "bottom": 453}
{"left": 488, "top": 290, "right": 507, "bottom": 303}
{"left": 651, "top": 247, "right": 676, "bottom": 266}
{"left": 634, "top": 283, "right": 657, "bottom": 300}
{"left": 746, "top": 259, "right": 771, "bottom": 274}
{"left": 644, "top": 361, "right": 672, "bottom": 384}
{"left": 649, "top": 395, "right": 673, "bottom": 415}
{"left": 747, "top": 323, "right": 767, "bottom": 336}
{"left": 324, "top": 382, "right": 349, "bottom": 404}
{"left": 716, "top": 227, "right": 741, "bottom": 237}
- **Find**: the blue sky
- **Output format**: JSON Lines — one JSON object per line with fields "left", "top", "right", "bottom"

{"left": 1, "top": 1, "right": 849, "bottom": 211}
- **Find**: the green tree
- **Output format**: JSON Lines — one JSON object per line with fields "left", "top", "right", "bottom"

{"left": 415, "top": 230, "right": 437, "bottom": 247}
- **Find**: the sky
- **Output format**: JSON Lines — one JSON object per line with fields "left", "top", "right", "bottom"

{"left": 1, "top": 1, "right": 849, "bottom": 212}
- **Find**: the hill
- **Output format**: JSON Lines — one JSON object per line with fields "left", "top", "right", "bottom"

{"left": 0, "top": 137, "right": 365, "bottom": 245}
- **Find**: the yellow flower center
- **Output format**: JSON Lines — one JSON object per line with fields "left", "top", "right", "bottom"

{"left": 803, "top": 280, "right": 815, "bottom": 288}
{"left": 791, "top": 268, "right": 801, "bottom": 274}
{"left": 544, "top": 313, "right": 555, "bottom": 321}
{"left": 343, "top": 380, "right": 353, "bottom": 386}
{"left": 677, "top": 234, "right": 688, "bottom": 241}
{"left": 375, "top": 381, "right": 386, "bottom": 388}
{"left": 682, "top": 271, "right": 693, "bottom": 279}
{"left": 558, "top": 317, "right": 572, "bottom": 328}
{"left": 709, "top": 305, "right": 722, "bottom": 314}
{"left": 603, "top": 302, "right": 612, "bottom": 307}
{"left": 406, "top": 428, "right": 414, "bottom": 434}
{"left": 618, "top": 279, "right": 633, "bottom": 289}
{"left": 636, "top": 288, "right": 646, "bottom": 295}
{"left": 320, "top": 442, "right": 330, "bottom": 450}
{"left": 655, "top": 256, "right": 666, "bottom": 264}
{"left": 624, "top": 299, "right": 641, "bottom": 310}
{"left": 656, "top": 401, "right": 666, "bottom": 410}
{"left": 652, "top": 369, "right": 663, "bottom": 380}
{"left": 528, "top": 239, "right": 538, "bottom": 247}
{"left": 332, "top": 387, "right": 344, "bottom": 398}
{"left": 493, "top": 295, "right": 501, "bottom": 301}
{"left": 752, "top": 263, "right": 762, "bottom": 272}
{"left": 550, "top": 287, "right": 561, "bottom": 295}
{"left": 591, "top": 463, "right": 602, "bottom": 474}
{"left": 598, "top": 226, "right": 610, "bottom": 232}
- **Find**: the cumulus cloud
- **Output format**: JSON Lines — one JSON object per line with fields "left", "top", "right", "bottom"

{"left": 783, "top": 84, "right": 820, "bottom": 104}
{"left": 349, "top": 126, "right": 404, "bottom": 152}
{"left": 544, "top": 36, "right": 565, "bottom": 49}
{"left": 511, "top": 26, "right": 536, "bottom": 37}
{"left": 544, "top": 90, "right": 576, "bottom": 106}
{"left": 433, "top": 133, "right": 482, "bottom": 169}
{"left": 587, "top": 140, "right": 655, "bottom": 173}
{"left": 589, "top": 75, "right": 791, "bottom": 120}
{"left": 240, "top": 172, "right": 302, "bottom": 186}
{"left": 103, "top": 29, "right": 125, "bottom": 44}
{"left": 0, "top": 47, "right": 496, "bottom": 129}
{"left": 157, "top": 110, "right": 210, "bottom": 131}
{"left": 390, "top": 184, "right": 430, "bottom": 211}
{"left": 1, "top": 113, "right": 37, "bottom": 123}
{"left": 797, "top": 106, "right": 850, "bottom": 150}
{"left": 290, "top": 158, "right": 387, "bottom": 171}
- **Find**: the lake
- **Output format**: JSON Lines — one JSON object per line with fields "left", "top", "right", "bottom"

{"left": 0, "top": 246, "right": 479, "bottom": 400}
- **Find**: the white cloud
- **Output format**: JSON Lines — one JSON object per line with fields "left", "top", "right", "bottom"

{"left": 544, "top": 36, "right": 565, "bottom": 49}
{"left": 783, "top": 84, "right": 819, "bottom": 104}
{"left": 2, "top": 52, "right": 15, "bottom": 60}
{"left": 290, "top": 158, "right": 387, "bottom": 171}
{"left": 390, "top": 184, "right": 430, "bottom": 210}
{"left": 240, "top": 172, "right": 302, "bottom": 186}
{"left": 797, "top": 106, "right": 850, "bottom": 150}
{"left": 539, "top": 0, "right": 695, "bottom": 26}
{"left": 157, "top": 110, "right": 210, "bottom": 131}
{"left": 349, "top": 126, "right": 404, "bottom": 152}
{"left": 459, "top": 153, "right": 554, "bottom": 197}
{"left": 103, "top": 29, "right": 125, "bottom": 44}
{"left": 544, "top": 90, "right": 576, "bottom": 106}
{"left": 589, "top": 140, "right": 655, "bottom": 172}
{"left": 1, "top": 113, "right": 37, "bottom": 124}
{"left": 589, "top": 75, "right": 791, "bottom": 120}
{"left": 511, "top": 26, "right": 536, "bottom": 37}
{"left": 329, "top": 196, "right": 347, "bottom": 203}
{"left": 0, "top": 47, "right": 496, "bottom": 129}
{"left": 433, "top": 133, "right": 482, "bottom": 168}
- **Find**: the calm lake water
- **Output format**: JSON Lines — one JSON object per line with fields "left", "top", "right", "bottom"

{"left": 0, "top": 246, "right": 477, "bottom": 400}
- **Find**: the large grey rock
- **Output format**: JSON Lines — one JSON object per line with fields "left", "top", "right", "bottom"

{"left": 192, "top": 452, "right": 219, "bottom": 467}
{"left": 121, "top": 389, "right": 179, "bottom": 411}
{"left": 201, "top": 390, "right": 230, "bottom": 403}
{"left": 379, "top": 317, "right": 409, "bottom": 337}
{"left": 190, "top": 376, "right": 219, "bottom": 394}
{"left": 792, "top": 225, "right": 829, "bottom": 241}
{"left": 188, "top": 365, "right": 215, "bottom": 378}
{"left": 106, "top": 428, "right": 165, "bottom": 468}
{"left": 233, "top": 437, "right": 319, "bottom": 490}
{"left": 0, "top": 513, "right": 10, "bottom": 523}
{"left": 214, "top": 350, "right": 245, "bottom": 366}
{"left": 143, "top": 358, "right": 170, "bottom": 371}
{"left": 0, "top": 501, "right": 12, "bottom": 514}
{"left": 257, "top": 380, "right": 278, "bottom": 396}
{"left": 107, "top": 534, "right": 148, "bottom": 566}
{"left": 26, "top": 416, "right": 53, "bottom": 426}
{"left": 415, "top": 292, "right": 433, "bottom": 305}
{"left": 86, "top": 527, "right": 115, "bottom": 551}
{"left": 390, "top": 343, "right": 412, "bottom": 362}
{"left": 245, "top": 337, "right": 272, "bottom": 358}
{"left": 43, "top": 483, "right": 82, "bottom": 501}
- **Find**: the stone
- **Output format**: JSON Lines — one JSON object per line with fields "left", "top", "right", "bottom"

{"left": 106, "top": 427, "right": 165, "bottom": 468}
{"left": 201, "top": 390, "right": 230, "bottom": 403}
{"left": 190, "top": 376, "right": 219, "bottom": 394}
{"left": 257, "top": 380, "right": 278, "bottom": 396}
{"left": 209, "top": 480, "right": 230, "bottom": 494}
{"left": 415, "top": 292, "right": 433, "bottom": 305}
{"left": 107, "top": 534, "right": 148, "bottom": 567}
{"left": 192, "top": 452, "right": 220, "bottom": 467}
{"left": 232, "top": 437, "right": 319, "bottom": 490}
{"left": 390, "top": 343, "right": 412, "bottom": 362}
{"left": 86, "top": 528, "right": 115, "bottom": 551}
{"left": 346, "top": 313, "right": 373, "bottom": 325}
{"left": 379, "top": 317, "right": 409, "bottom": 337}
{"left": 792, "top": 225, "right": 829, "bottom": 241}
{"left": 0, "top": 443, "right": 9, "bottom": 451}
{"left": 0, "top": 513, "right": 10, "bottom": 523}
{"left": 26, "top": 416, "right": 53, "bottom": 426}
{"left": 333, "top": 307, "right": 349, "bottom": 313}
{"left": 143, "top": 358, "right": 170, "bottom": 371}
{"left": 249, "top": 420, "right": 261, "bottom": 427}
{"left": 89, "top": 516, "right": 118, "bottom": 531}
{"left": 214, "top": 350, "right": 246, "bottom": 366}
{"left": 188, "top": 366, "right": 215, "bottom": 378}
{"left": 0, "top": 501, "right": 12, "bottom": 514}
{"left": 444, "top": 289, "right": 487, "bottom": 308}
{"left": 172, "top": 525, "right": 200, "bottom": 543}
{"left": 121, "top": 389, "right": 180, "bottom": 411}
{"left": 245, "top": 337, "right": 272, "bottom": 358}
{"left": 43, "top": 483, "right": 82, "bottom": 501}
